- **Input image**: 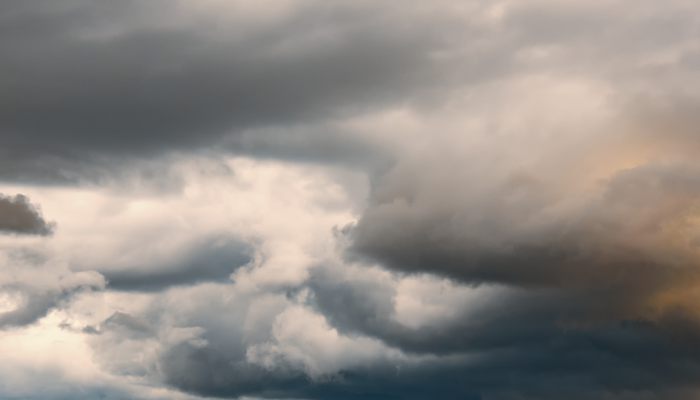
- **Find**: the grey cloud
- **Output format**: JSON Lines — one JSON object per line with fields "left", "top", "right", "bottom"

{"left": 159, "top": 340, "right": 484, "bottom": 400}
{"left": 0, "top": 194, "right": 54, "bottom": 235}
{"left": 7, "top": 0, "right": 700, "bottom": 399}
{"left": 307, "top": 265, "right": 606, "bottom": 354}
{"left": 82, "top": 262, "right": 700, "bottom": 400}
{"left": 0, "top": 287, "right": 62, "bottom": 328}
{"left": 335, "top": 99, "right": 700, "bottom": 397}
{"left": 2, "top": 0, "right": 700, "bottom": 185}
{"left": 159, "top": 317, "right": 700, "bottom": 400}
{"left": 161, "top": 341, "right": 308, "bottom": 399}
{"left": 304, "top": 266, "right": 700, "bottom": 400}
{"left": 0, "top": 245, "right": 104, "bottom": 329}
{"left": 0, "top": 273, "right": 104, "bottom": 329}
{"left": 103, "top": 236, "right": 253, "bottom": 292}
{"left": 87, "top": 311, "right": 164, "bottom": 378}
{"left": 344, "top": 158, "right": 700, "bottom": 359}
{"left": 349, "top": 162, "right": 700, "bottom": 292}
{"left": 0, "top": 0, "right": 448, "bottom": 182}
{"left": 101, "top": 311, "right": 155, "bottom": 338}
{"left": 222, "top": 124, "right": 392, "bottom": 173}
{"left": 87, "top": 285, "right": 298, "bottom": 397}
{"left": 84, "top": 262, "right": 700, "bottom": 400}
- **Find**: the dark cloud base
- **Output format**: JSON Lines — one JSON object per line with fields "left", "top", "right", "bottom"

{"left": 159, "top": 318, "right": 700, "bottom": 400}
{"left": 0, "top": 0, "right": 441, "bottom": 183}
{"left": 103, "top": 236, "right": 253, "bottom": 292}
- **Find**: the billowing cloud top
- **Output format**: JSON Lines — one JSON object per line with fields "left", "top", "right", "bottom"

{"left": 2, "top": 1, "right": 700, "bottom": 399}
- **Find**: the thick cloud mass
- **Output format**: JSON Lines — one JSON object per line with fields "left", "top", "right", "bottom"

{"left": 0, "top": 194, "right": 54, "bottom": 235}
{"left": 4, "top": 0, "right": 700, "bottom": 399}
{"left": 0, "top": 0, "right": 441, "bottom": 181}
{"left": 350, "top": 163, "right": 700, "bottom": 291}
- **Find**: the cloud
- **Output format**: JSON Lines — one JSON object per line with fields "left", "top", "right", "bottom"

{"left": 4, "top": 0, "right": 700, "bottom": 399}
{"left": 103, "top": 236, "right": 253, "bottom": 292}
{"left": 0, "top": 194, "right": 54, "bottom": 235}
{"left": 0, "top": 0, "right": 449, "bottom": 182}
{"left": 336, "top": 75, "right": 700, "bottom": 397}
{"left": 349, "top": 162, "right": 700, "bottom": 290}
{"left": 303, "top": 263, "right": 700, "bottom": 400}
{"left": 0, "top": 266, "right": 104, "bottom": 329}
{"left": 0, "top": 242, "right": 104, "bottom": 329}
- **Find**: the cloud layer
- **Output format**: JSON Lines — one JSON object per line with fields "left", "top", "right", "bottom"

{"left": 2, "top": 0, "right": 700, "bottom": 399}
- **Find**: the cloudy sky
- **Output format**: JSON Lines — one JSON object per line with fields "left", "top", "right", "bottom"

{"left": 2, "top": 1, "right": 700, "bottom": 399}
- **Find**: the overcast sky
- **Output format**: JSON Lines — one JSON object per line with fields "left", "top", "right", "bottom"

{"left": 3, "top": 1, "right": 700, "bottom": 399}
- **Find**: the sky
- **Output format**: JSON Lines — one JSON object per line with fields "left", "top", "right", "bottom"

{"left": 2, "top": 1, "right": 700, "bottom": 399}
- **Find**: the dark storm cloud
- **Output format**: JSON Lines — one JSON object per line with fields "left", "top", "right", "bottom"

{"left": 135, "top": 254, "right": 700, "bottom": 400}
{"left": 2, "top": 0, "right": 697, "bottom": 184}
{"left": 222, "top": 125, "right": 391, "bottom": 172}
{"left": 7, "top": 0, "right": 700, "bottom": 399}
{"left": 0, "top": 194, "right": 54, "bottom": 235}
{"left": 103, "top": 236, "right": 252, "bottom": 292}
{"left": 343, "top": 160, "right": 700, "bottom": 338}
{"left": 0, "top": 0, "right": 447, "bottom": 182}
{"left": 161, "top": 341, "right": 309, "bottom": 399}
{"left": 158, "top": 315, "right": 700, "bottom": 400}
{"left": 303, "top": 266, "right": 700, "bottom": 400}
{"left": 159, "top": 338, "right": 485, "bottom": 400}
{"left": 334, "top": 136, "right": 700, "bottom": 397}
{"left": 349, "top": 162, "right": 700, "bottom": 292}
